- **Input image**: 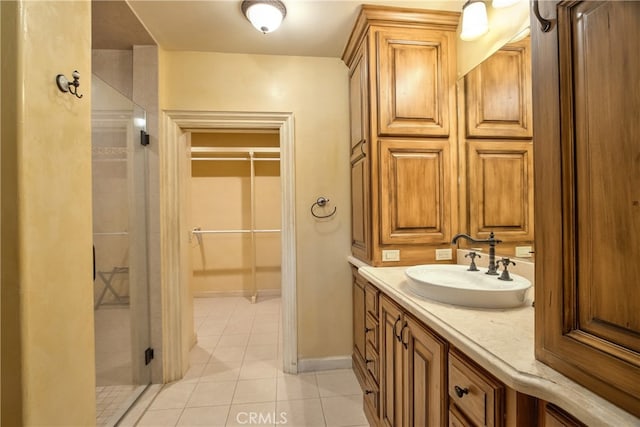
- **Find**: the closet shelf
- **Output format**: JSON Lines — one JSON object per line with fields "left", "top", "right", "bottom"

{"left": 192, "top": 228, "right": 280, "bottom": 234}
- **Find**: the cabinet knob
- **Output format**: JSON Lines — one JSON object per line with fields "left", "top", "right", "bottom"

{"left": 365, "top": 390, "right": 374, "bottom": 395}
{"left": 364, "top": 326, "right": 373, "bottom": 333}
{"left": 454, "top": 385, "right": 469, "bottom": 398}
{"left": 365, "top": 359, "right": 374, "bottom": 364}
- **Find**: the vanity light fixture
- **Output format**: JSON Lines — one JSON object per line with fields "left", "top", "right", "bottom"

{"left": 241, "top": 0, "right": 287, "bottom": 34}
{"left": 460, "top": 0, "right": 489, "bottom": 41}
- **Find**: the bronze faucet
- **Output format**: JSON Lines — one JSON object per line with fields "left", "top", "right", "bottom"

{"left": 451, "top": 232, "right": 502, "bottom": 275}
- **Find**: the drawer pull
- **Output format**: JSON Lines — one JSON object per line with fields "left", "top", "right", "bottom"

{"left": 364, "top": 326, "right": 373, "bottom": 333}
{"left": 365, "top": 390, "right": 374, "bottom": 395}
{"left": 393, "top": 316, "right": 402, "bottom": 341}
{"left": 454, "top": 385, "right": 469, "bottom": 398}
{"left": 365, "top": 359, "right": 374, "bottom": 364}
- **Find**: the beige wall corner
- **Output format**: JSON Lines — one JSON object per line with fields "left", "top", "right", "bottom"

{"left": 1, "top": 1, "right": 95, "bottom": 425}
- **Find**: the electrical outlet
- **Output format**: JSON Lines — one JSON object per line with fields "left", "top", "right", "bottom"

{"left": 382, "top": 250, "right": 400, "bottom": 262}
{"left": 435, "top": 248, "right": 453, "bottom": 261}
{"left": 515, "top": 246, "right": 533, "bottom": 258}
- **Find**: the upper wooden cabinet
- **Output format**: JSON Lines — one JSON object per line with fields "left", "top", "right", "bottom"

{"left": 465, "top": 38, "right": 532, "bottom": 139}
{"left": 377, "top": 28, "right": 451, "bottom": 137}
{"left": 343, "top": 5, "right": 459, "bottom": 266}
{"left": 533, "top": 0, "right": 640, "bottom": 418}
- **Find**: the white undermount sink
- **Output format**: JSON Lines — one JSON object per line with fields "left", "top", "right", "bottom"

{"left": 404, "top": 264, "right": 532, "bottom": 309}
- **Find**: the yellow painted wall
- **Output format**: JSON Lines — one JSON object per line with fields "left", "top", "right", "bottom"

{"left": 0, "top": 1, "right": 95, "bottom": 425}
{"left": 191, "top": 133, "right": 281, "bottom": 295}
{"left": 160, "top": 51, "right": 352, "bottom": 359}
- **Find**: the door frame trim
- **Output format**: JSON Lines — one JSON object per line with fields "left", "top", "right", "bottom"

{"left": 161, "top": 111, "right": 297, "bottom": 379}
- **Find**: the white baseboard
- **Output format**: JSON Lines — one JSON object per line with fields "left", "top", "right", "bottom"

{"left": 193, "top": 288, "right": 282, "bottom": 299}
{"left": 297, "top": 356, "right": 353, "bottom": 373}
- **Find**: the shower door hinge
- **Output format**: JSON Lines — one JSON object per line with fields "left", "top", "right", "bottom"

{"left": 144, "top": 347, "right": 154, "bottom": 365}
{"left": 140, "top": 130, "right": 150, "bottom": 146}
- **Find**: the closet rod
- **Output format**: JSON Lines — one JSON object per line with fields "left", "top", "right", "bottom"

{"left": 192, "top": 229, "right": 280, "bottom": 234}
{"left": 191, "top": 147, "right": 280, "bottom": 154}
{"left": 191, "top": 157, "right": 280, "bottom": 162}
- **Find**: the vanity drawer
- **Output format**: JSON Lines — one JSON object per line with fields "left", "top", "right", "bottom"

{"left": 365, "top": 313, "right": 379, "bottom": 350}
{"left": 365, "top": 283, "right": 379, "bottom": 317}
{"left": 365, "top": 340, "right": 379, "bottom": 384}
{"left": 449, "top": 350, "right": 505, "bottom": 427}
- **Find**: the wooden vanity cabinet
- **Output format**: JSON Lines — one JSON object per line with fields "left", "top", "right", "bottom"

{"left": 352, "top": 274, "right": 591, "bottom": 426}
{"left": 537, "top": 402, "right": 585, "bottom": 427}
{"left": 379, "top": 294, "right": 447, "bottom": 426}
{"left": 532, "top": 1, "right": 640, "bottom": 417}
{"left": 343, "top": 5, "right": 459, "bottom": 266}
{"left": 448, "top": 350, "right": 505, "bottom": 427}
{"left": 459, "top": 38, "right": 534, "bottom": 252}
{"left": 351, "top": 267, "right": 381, "bottom": 426}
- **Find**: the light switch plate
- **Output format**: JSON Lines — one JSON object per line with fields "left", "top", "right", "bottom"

{"left": 515, "top": 246, "right": 533, "bottom": 258}
{"left": 435, "top": 248, "right": 453, "bottom": 261}
{"left": 382, "top": 250, "right": 400, "bottom": 262}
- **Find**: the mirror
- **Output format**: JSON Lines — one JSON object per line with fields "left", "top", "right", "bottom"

{"left": 456, "top": 0, "right": 530, "bottom": 78}
{"left": 456, "top": 24, "right": 535, "bottom": 263}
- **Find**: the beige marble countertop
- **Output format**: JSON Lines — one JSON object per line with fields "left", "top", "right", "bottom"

{"left": 353, "top": 260, "right": 640, "bottom": 426}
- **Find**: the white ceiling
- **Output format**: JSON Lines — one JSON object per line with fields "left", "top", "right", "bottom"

{"left": 126, "top": 0, "right": 465, "bottom": 58}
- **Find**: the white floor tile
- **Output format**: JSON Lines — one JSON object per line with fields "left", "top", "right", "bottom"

{"left": 186, "top": 381, "right": 237, "bottom": 407}
{"left": 211, "top": 346, "right": 246, "bottom": 363}
{"left": 177, "top": 405, "right": 230, "bottom": 426}
{"left": 276, "top": 398, "right": 326, "bottom": 427}
{"left": 200, "top": 361, "right": 242, "bottom": 383}
{"left": 150, "top": 382, "right": 196, "bottom": 410}
{"left": 321, "top": 394, "right": 369, "bottom": 427}
{"left": 239, "top": 359, "right": 279, "bottom": 380}
{"left": 232, "top": 378, "right": 277, "bottom": 404}
{"left": 226, "top": 401, "right": 277, "bottom": 427}
{"left": 244, "top": 345, "right": 279, "bottom": 361}
{"left": 276, "top": 373, "right": 319, "bottom": 401}
{"left": 137, "top": 408, "right": 183, "bottom": 426}
{"left": 217, "top": 334, "right": 251, "bottom": 348}
{"left": 316, "top": 370, "right": 362, "bottom": 397}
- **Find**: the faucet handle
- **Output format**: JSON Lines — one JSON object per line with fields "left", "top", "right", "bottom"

{"left": 464, "top": 251, "right": 481, "bottom": 271}
{"left": 497, "top": 258, "right": 515, "bottom": 281}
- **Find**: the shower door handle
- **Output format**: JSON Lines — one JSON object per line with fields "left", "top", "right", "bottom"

{"left": 93, "top": 245, "right": 96, "bottom": 281}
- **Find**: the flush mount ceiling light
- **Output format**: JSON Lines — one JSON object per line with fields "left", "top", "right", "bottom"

{"left": 241, "top": 0, "right": 287, "bottom": 34}
{"left": 460, "top": 0, "right": 489, "bottom": 41}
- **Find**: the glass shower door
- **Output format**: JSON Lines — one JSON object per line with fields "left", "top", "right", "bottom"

{"left": 91, "top": 75, "right": 151, "bottom": 426}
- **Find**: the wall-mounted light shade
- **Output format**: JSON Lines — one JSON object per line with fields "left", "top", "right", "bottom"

{"left": 241, "top": 0, "right": 287, "bottom": 34}
{"left": 492, "top": 0, "right": 520, "bottom": 8}
{"left": 460, "top": 0, "right": 489, "bottom": 41}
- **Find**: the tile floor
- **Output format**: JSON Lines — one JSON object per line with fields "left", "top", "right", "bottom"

{"left": 134, "top": 296, "right": 369, "bottom": 426}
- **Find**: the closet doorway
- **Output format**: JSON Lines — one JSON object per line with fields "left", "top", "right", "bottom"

{"left": 162, "top": 111, "right": 297, "bottom": 376}
{"left": 189, "top": 131, "right": 282, "bottom": 301}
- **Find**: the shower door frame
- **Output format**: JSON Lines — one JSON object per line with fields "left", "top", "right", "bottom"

{"left": 92, "top": 108, "right": 152, "bottom": 387}
{"left": 161, "top": 111, "right": 297, "bottom": 378}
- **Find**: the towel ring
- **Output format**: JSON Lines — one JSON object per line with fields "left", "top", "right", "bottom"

{"left": 311, "top": 197, "right": 337, "bottom": 219}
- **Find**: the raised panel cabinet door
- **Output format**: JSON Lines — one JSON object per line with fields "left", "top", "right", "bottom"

{"left": 379, "top": 139, "right": 452, "bottom": 245}
{"left": 379, "top": 295, "right": 404, "bottom": 427}
{"left": 350, "top": 42, "right": 369, "bottom": 150}
{"left": 538, "top": 403, "right": 585, "bottom": 427}
{"left": 376, "top": 28, "right": 451, "bottom": 137}
{"left": 404, "top": 316, "right": 447, "bottom": 427}
{"left": 465, "top": 38, "right": 532, "bottom": 138}
{"left": 467, "top": 140, "right": 534, "bottom": 242}
{"left": 533, "top": 0, "right": 640, "bottom": 417}
{"left": 351, "top": 150, "right": 371, "bottom": 261}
